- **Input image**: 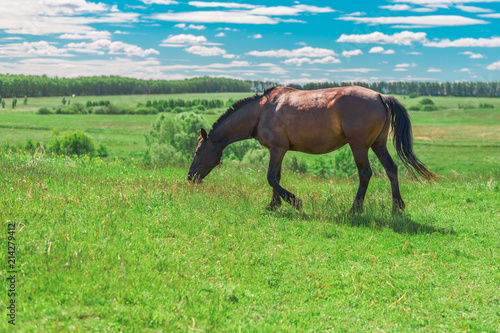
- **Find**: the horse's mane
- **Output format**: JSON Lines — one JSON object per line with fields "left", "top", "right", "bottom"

{"left": 210, "top": 86, "right": 277, "bottom": 134}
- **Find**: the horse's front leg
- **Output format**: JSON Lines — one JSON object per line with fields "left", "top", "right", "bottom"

{"left": 266, "top": 169, "right": 282, "bottom": 211}
{"left": 266, "top": 147, "right": 302, "bottom": 211}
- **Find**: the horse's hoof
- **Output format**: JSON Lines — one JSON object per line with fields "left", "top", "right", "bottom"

{"left": 293, "top": 198, "right": 303, "bottom": 211}
{"left": 265, "top": 204, "right": 280, "bottom": 211}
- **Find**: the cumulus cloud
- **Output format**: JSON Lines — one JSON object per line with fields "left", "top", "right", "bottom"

{"left": 460, "top": 51, "right": 484, "bottom": 59}
{"left": 66, "top": 39, "right": 159, "bottom": 57}
{"left": 174, "top": 23, "right": 206, "bottom": 30}
{"left": 283, "top": 56, "right": 341, "bottom": 66}
{"left": 337, "top": 31, "right": 428, "bottom": 45}
{"left": 424, "top": 37, "right": 500, "bottom": 47}
{"left": 59, "top": 31, "right": 112, "bottom": 40}
{"left": 247, "top": 46, "right": 337, "bottom": 58}
{"left": 486, "top": 60, "right": 500, "bottom": 70}
{"left": 0, "top": 41, "right": 72, "bottom": 58}
{"left": 160, "top": 34, "right": 221, "bottom": 47}
{"left": 184, "top": 45, "right": 236, "bottom": 58}
{"left": 337, "top": 15, "right": 488, "bottom": 27}
{"left": 342, "top": 49, "right": 363, "bottom": 57}
{"left": 368, "top": 46, "right": 395, "bottom": 54}
{"left": 427, "top": 67, "right": 442, "bottom": 72}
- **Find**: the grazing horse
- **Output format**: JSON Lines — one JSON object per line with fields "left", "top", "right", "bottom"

{"left": 188, "top": 86, "right": 437, "bottom": 214}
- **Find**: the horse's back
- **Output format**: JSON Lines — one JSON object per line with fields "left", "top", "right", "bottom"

{"left": 259, "top": 86, "right": 388, "bottom": 153}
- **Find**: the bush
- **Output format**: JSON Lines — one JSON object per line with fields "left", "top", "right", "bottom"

{"left": 422, "top": 105, "right": 438, "bottom": 111}
{"left": 408, "top": 92, "right": 418, "bottom": 99}
{"left": 479, "top": 103, "right": 494, "bottom": 109}
{"left": 419, "top": 98, "right": 434, "bottom": 105}
{"left": 241, "top": 148, "right": 269, "bottom": 165}
{"left": 49, "top": 130, "right": 107, "bottom": 157}
{"left": 458, "top": 103, "right": 475, "bottom": 110}
{"left": 56, "top": 102, "right": 88, "bottom": 114}
{"left": 144, "top": 112, "right": 208, "bottom": 165}
{"left": 37, "top": 107, "right": 52, "bottom": 114}
{"left": 134, "top": 107, "right": 159, "bottom": 115}
{"left": 284, "top": 155, "right": 307, "bottom": 174}
{"left": 408, "top": 105, "right": 420, "bottom": 111}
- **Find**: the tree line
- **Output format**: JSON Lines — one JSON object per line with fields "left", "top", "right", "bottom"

{"left": 1, "top": 74, "right": 500, "bottom": 98}
{"left": 287, "top": 81, "right": 500, "bottom": 97}
{"left": 0, "top": 75, "right": 252, "bottom": 98}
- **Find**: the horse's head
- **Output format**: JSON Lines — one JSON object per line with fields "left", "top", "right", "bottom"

{"left": 188, "top": 128, "right": 222, "bottom": 183}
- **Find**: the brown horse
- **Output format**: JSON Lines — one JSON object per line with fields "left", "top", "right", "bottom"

{"left": 188, "top": 86, "right": 437, "bottom": 214}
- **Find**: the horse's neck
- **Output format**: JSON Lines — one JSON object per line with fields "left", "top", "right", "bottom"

{"left": 211, "top": 103, "right": 261, "bottom": 148}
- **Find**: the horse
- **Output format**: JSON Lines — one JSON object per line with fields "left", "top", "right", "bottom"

{"left": 188, "top": 86, "right": 437, "bottom": 214}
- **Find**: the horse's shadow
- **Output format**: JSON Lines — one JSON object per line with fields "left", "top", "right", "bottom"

{"left": 263, "top": 207, "right": 454, "bottom": 235}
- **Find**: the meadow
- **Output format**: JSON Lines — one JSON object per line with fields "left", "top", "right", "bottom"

{"left": 0, "top": 92, "right": 499, "bottom": 331}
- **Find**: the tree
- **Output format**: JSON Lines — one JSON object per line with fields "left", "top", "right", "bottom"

{"left": 12, "top": 98, "right": 17, "bottom": 109}
{"left": 23, "top": 96, "right": 28, "bottom": 105}
{"left": 62, "top": 97, "right": 67, "bottom": 105}
{"left": 1, "top": 100, "right": 5, "bottom": 108}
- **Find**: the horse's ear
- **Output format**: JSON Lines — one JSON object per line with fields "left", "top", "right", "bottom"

{"left": 200, "top": 128, "right": 208, "bottom": 140}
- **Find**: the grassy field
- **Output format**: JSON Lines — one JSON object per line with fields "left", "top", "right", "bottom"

{"left": 0, "top": 93, "right": 499, "bottom": 331}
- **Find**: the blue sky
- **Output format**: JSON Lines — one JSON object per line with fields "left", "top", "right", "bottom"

{"left": 1, "top": 0, "right": 500, "bottom": 84}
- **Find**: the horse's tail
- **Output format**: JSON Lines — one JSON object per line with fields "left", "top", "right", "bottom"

{"left": 379, "top": 94, "right": 438, "bottom": 181}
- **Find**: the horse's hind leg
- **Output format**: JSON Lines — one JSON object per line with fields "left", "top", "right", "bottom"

{"left": 266, "top": 169, "right": 282, "bottom": 211}
{"left": 267, "top": 147, "right": 302, "bottom": 211}
{"left": 349, "top": 147, "right": 372, "bottom": 214}
{"left": 371, "top": 142, "right": 405, "bottom": 214}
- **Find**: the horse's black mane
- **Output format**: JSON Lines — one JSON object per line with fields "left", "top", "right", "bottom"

{"left": 210, "top": 86, "right": 277, "bottom": 133}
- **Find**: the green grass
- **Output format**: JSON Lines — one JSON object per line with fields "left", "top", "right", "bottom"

{"left": 0, "top": 93, "right": 499, "bottom": 331}
{"left": 0, "top": 155, "right": 498, "bottom": 332}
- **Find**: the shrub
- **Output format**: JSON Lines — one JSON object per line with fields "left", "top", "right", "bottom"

{"left": 49, "top": 130, "right": 107, "bottom": 157}
{"left": 284, "top": 155, "right": 307, "bottom": 174}
{"left": 134, "top": 107, "right": 159, "bottom": 115}
{"left": 419, "top": 98, "right": 434, "bottom": 105}
{"left": 408, "top": 105, "right": 420, "bottom": 111}
{"left": 408, "top": 92, "right": 418, "bottom": 99}
{"left": 422, "top": 105, "right": 438, "bottom": 111}
{"left": 241, "top": 148, "right": 269, "bottom": 166}
{"left": 37, "top": 107, "right": 52, "bottom": 115}
{"left": 144, "top": 112, "right": 208, "bottom": 165}
{"left": 458, "top": 103, "right": 475, "bottom": 110}
{"left": 479, "top": 103, "right": 494, "bottom": 109}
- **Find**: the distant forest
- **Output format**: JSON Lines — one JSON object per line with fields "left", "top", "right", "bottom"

{"left": 1, "top": 74, "right": 500, "bottom": 98}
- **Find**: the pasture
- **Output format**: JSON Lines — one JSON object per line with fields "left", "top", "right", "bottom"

{"left": 0, "top": 93, "right": 499, "bottom": 331}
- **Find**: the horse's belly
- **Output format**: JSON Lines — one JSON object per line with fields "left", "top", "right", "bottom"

{"left": 289, "top": 134, "right": 348, "bottom": 154}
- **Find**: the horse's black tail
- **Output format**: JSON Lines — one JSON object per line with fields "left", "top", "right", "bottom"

{"left": 380, "top": 94, "right": 438, "bottom": 181}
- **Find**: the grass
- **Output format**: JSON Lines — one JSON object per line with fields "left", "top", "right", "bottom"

{"left": 0, "top": 155, "right": 498, "bottom": 332}
{"left": 0, "top": 93, "right": 499, "bottom": 331}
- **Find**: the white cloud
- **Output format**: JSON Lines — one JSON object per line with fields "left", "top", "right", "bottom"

{"left": 66, "top": 39, "right": 159, "bottom": 57}
{"left": 0, "top": 41, "right": 72, "bottom": 58}
{"left": 337, "top": 31, "right": 428, "bottom": 45}
{"left": 337, "top": 15, "right": 489, "bottom": 27}
{"left": 151, "top": 11, "right": 279, "bottom": 24}
{"left": 250, "top": 34, "right": 263, "bottom": 39}
{"left": 59, "top": 31, "right": 112, "bottom": 40}
{"left": 247, "top": 46, "right": 337, "bottom": 58}
{"left": 368, "top": 46, "right": 395, "bottom": 54}
{"left": 188, "top": 1, "right": 258, "bottom": 9}
{"left": 424, "top": 36, "right": 500, "bottom": 47}
{"left": 486, "top": 60, "right": 500, "bottom": 70}
{"left": 184, "top": 45, "right": 236, "bottom": 58}
{"left": 479, "top": 13, "right": 500, "bottom": 18}
{"left": 327, "top": 68, "right": 379, "bottom": 73}
{"left": 379, "top": 4, "right": 413, "bottom": 10}
{"left": 141, "top": 0, "right": 179, "bottom": 4}
{"left": 342, "top": 49, "right": 364, "bottom": 57}
{"left": 215, "top": 32, "right": 226, "bottom": 37}
{"left": 460, "top": 51, "right": 484, "bottom": 59}
{"left": 427, "top": 67, "right": 442, "bottom": 72}
{"left": 160, "top": 34, "right": 221, "bottom": 47}
{"left": 394, "top": 68, "right": 408, "bottom": 71}
{"left": 455, "top": 5, "right": 494, "bottom": 13}
{"left": 396, "top": 63, "right": 417, "bottom": 67}
{"left": 0, "top": 57, "right": 164, "bottom": 79}
{"left": 174, "top": 23, "right": 206, "bottom": 30}
{"left": 283, "top": 56, "right": 341, "bottom": 66}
